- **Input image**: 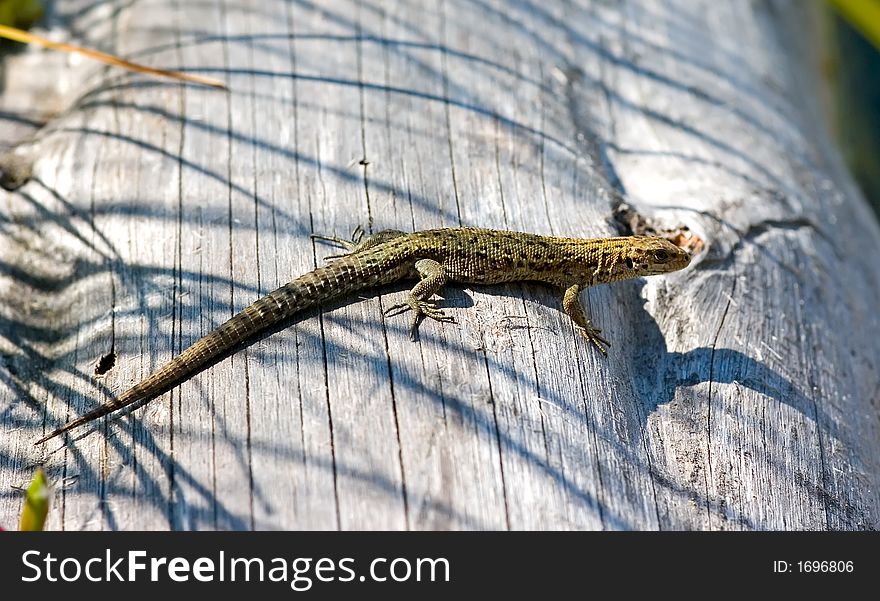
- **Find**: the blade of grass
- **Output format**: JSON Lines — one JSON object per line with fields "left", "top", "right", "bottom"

{"left": 0, "top": 23, "right": 227, "bottom": 89}
{"left": 19, "top": 467, "right": 50, "bottom": 531}
{"left": 827, "top": 0, "right": 880, "bottom": 50}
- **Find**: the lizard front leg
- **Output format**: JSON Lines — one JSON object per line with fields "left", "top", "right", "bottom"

{"left": 385, "top": 259, "right": 454, "bottom": 340}
{"left": 562, "top": 284, "right": 610, "bottom": 354}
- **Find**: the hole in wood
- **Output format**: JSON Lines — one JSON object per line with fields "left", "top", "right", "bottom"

{"left": 94, "top": 352, "right": 117, "bottom": 375}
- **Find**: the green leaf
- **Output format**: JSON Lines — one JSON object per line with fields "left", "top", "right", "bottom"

{"left": 828, "top": 0, "right": 880, "bottom": 50}
{"left": 19, "top": 467, "right": 50, "bottom": 531}
{"left": 0, "top": 0, "right": 43, "bottom": 29}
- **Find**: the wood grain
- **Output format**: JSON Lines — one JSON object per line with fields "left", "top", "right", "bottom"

{"left": 0, "top": 0, "right": 878, "bottom": 530}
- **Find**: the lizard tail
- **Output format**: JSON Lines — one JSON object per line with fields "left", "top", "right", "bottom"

{"left": 36, "top": 256, "right": 391, "bottom": 445}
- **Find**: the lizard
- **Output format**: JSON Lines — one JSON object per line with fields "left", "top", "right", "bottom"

{"left": 35, "top": 227, "right": 691, "bottom": 445}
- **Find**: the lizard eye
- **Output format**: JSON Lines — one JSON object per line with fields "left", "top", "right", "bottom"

{"left": 625, "top": 258, "right": 635, "bottom": 270}
{"left": 653, "top": 250, "right": 670, "bottom": 262}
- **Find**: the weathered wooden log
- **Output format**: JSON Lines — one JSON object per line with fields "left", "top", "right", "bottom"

{"left": 0, "top": 0, "right": 877, "bottom": 530}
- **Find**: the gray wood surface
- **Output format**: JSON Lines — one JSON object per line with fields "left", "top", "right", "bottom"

{"left": 1, "top": 0, "right": 878, "bottom": 530}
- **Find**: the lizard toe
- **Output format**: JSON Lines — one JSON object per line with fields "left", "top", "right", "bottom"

{"left": 577, "top": 326, "right": 610, "bottom": 354}
{"left": 421, "top": 304, "right": 452, "bottom": 322}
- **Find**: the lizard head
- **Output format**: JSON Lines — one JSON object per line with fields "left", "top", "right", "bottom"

{"left": 614, "top": 236, "right": 691, "bottom": 279}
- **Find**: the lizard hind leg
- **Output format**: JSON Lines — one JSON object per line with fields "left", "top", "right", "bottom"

{"left": 562, "top": 284, "right": 610, "bottom": 354}
{"left": 311, "top": 225, "right": 407, "bottom": 260}
{"left": 384, "top": 258, "right": 454, "bottom": 340}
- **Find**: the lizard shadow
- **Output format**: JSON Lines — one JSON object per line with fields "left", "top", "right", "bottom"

{"left": 616, "top": 280, "right": 829, "bottom": 426}
{"left": 444, "top": 280, "right": 824, "bottom": 424}
{"left": 609, "top": 279, "right": 849, "bottom": 526}
{"left": 436, "top": 276, "right": 842, "bottom": 528}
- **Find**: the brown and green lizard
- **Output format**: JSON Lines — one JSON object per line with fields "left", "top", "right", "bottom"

{"left": 36, "top": 227, "right": 691, "bottom": 444}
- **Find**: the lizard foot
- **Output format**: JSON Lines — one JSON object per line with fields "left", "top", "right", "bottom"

{"left": 312, "top": 226, "right": 408, "bottom": 260}
{"left": 310, "top": 225, "right": 366, "bottom": 260}
{"left": 385, "top": 298, "right": 455, "bottom": 340}
{"left": 575, "top": 324, "right": 610, "bottom": 355}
